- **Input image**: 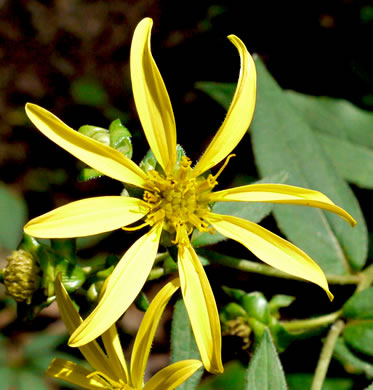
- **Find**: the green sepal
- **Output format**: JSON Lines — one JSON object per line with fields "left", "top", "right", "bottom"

{"left": 222, "top": 286, "right": 246, "bottom": 301}
{"left": 87, "top": 281, "right": 104, "bottom": 302}
{"left": 51, "top": 239, "right": 76, "bottom": 264}
{"left": 241, "top": 292, "right": 271, "bottom": 325}
{"left": 78, "top": 125, "right": 110, "bottom": 145}
{"left": 135, "top": 292, "right": 150, "bottom": 312}
{"left": 269, "top": 295, "right": 295, "bottom": 318}
{"left": 109, "top": 119, "right": 132, "bottom": 158}
{"left": 220, "top": 302, "right": 247, "bottom": 323}
{"left": 55, "top": 258, "right": 86, "bottom": 293}
{"left": 78, "top": 168, "right": 103, "bottom": 182}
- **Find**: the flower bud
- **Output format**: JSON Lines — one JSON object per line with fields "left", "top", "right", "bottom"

{"left": 3, "top": 249, "right": 40, "bottom": 304}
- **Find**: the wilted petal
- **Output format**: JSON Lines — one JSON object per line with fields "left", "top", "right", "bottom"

{"left": 143, "top": 360, "right": 203, "bottom": 390}
{"left": 24, "top": 196, "right": 149, "bottom": 238}
{"left": 69, "top": 222, "right": 163, "bottom": 347}
{"left": 206, "top": 213, "right": 333, "bottom": 300}
{"left": 131, "top": 18, "right": 177, "bottom": 174}
{"left": 55, "top": 275, "right": 115, "bottom": 378}
{"left": 130, "top": 278, "right": 181, "bottom": 389}
{"left": 45, "top": 358, "right": 106, "bottom": 390}
{"left": 101, "top": 325, "right": 129, "bottom": 384}
{"left": 178, "top": 243, "right": 223, "bottom": 374}
{"left": 193, "top": 35, "right": 256, "bottom": 177}
{"left": 209, "top": 183, "right": 356, "bottom": 226}
{"left": 25, "top": 103, "right": 148, "bottom": 188}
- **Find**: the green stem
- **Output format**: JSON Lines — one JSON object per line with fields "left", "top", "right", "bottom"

{"left": 203, "top": 250, "right": 361, "bottom": 285}
{"left": 281, "top": 310, "right": 342, "bottom": 332}
{"left": 356, "top": 263, "right": 373, "bottom": 293}
{"left": 310, "top": 320, "right": 344, "bottom": 390}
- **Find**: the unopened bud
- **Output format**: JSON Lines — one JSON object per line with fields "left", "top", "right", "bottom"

{"left": 3, "top": 249, "right": 40, "bottom": 304}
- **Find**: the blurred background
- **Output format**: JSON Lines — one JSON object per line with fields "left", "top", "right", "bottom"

{"left": 1, "top": 0, "right": 373, "bottom": 389}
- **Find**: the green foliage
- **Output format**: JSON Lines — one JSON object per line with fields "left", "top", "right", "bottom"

{"left": 245, "top": 328, "right": 287, "bottom": 390}
{"left": 343, "top": 321, "right": 373, "bottom": 357}
{"left": 0, "top": 333, "right": 66, "bottom": 390}
{"left": 197, "top": 58, "right": 368, "bottom": 275}
{"left": 286, "top": 91, "right": 373, "bottom": 189}
{"left": 0, "top": 182, "right": 27, "bottom": 250}
{"left": 197, "top": 361, "right": 246, "bottom": 390}
{"left": 70, "top": 78, "right": 108, "bottom": 106}
{"left": 286, "top": 374, "right": 353, "bottom": 390}
{"left": 333, "top": 337, "right": 373, "bottom": 377}
{"left": 343, "top": 287, "right": 373, "bottom": 319}
{"left": 171, "top": 300, "right": 203, "bottom": 390}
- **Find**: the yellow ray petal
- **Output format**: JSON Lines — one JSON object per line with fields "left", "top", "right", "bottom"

{"left": 69, "top": 222, "right": 163, "bottom": 347}
{"left": 131, "top": 18, "right": 177, "bottom": 174}
{"left": 178, "top": 242, "right": 223, "bottom": 374}
{"left": 24, "top": 196, "right": 149, "bottom": 238}
{"left": 46, "top": 358, "right": 107, "bottom": 390}
{"left": 209, "top": 183, "right": 356, "bottom": 226}
{"left": 25, "top": 103, "right": 148, "bottom": 188}
{"left": 206, "top": 213, "right": 333, "bottom": 300}
{"left": 143, "top": 360, "right": 203, "bottom": 390}
{"left": 130, "top": 278, "right": 181, "bottom": 389}
{"left": 55, "top": 275, "right": 116, "bottom": 379}
{"left": 193, "top": 35, "right": 256, "bottom": 177}
{"left": 101, "top": 325, "right": 129, "bottom": 384}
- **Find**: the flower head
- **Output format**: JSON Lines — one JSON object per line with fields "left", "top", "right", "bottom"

{"left": 46, "top": 275, "right": 202, "bottom": 390}
{"left": 24, "top": 18, "right": 356, "bottom": 374}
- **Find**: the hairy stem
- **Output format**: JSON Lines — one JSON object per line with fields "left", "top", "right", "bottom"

{"left": 203, "top": 250, "right": 361, "bottom": 285}
{"left": 310, "top": 320, "right": 344, "bottom": 390}
{"left": 281, "top": 310, "right": 342, "bottom": 332}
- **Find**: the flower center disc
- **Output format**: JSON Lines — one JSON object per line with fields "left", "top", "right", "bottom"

{"left": 144, "top": 156, "right": 215, "bottom": 245}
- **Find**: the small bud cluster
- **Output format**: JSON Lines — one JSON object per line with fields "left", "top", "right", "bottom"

{"left": 3, "top": 249, "right": 40, "bottom": 304}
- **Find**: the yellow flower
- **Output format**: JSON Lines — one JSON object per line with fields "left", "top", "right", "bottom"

{"left": 24, "top": 18, "right": 355, "bottom": 374}
{"left": 46, "top": 275, "right": 202, "bottom": 390}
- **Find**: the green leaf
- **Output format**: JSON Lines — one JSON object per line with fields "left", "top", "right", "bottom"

{"left": 197, "top": 361, "right": 246, "bottom": 390}
{"left": 0, "top": 367, "right": 15, "bottom": 390}
{"left": 343, "top": 287, "right": 373, "bottom": 319}
{"left": 198, "top": 63, "right": 368, "bottom": 274}
{"left": 0, "top": 182, "right": 27, "bottom": 250}
{"left": 287, "top": 91, "right": 373, "bottom": 189}
{"left": 171, "top": 300, "right": 203, "bottom": 390}
{"left": 251, "top": 58, "right": 367, "bottom": 274}
{"left": 192, "top": 172, "right": 286, "bottom": 247}
{"left": 364, "top": 383, "right": 373, "bottom": 390}
{"left": 333, "top": 337, "right": 373, "bottom": 377}
{"left": 286, "top": 373, "right": 353, "bottom": 390}
{"left": 71, "top": 78, "right": 108, "bottom": 106}
{"left": 245, "top": 328, "right": 287, "bottom": 390}
{"left": 343, "top": 321, "right": 373, "bottom": 357}
{"left": 15, "top": 370, "right": 49, "bottom": 390}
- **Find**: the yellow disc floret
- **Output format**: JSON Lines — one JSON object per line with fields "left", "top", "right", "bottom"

{"left": 143, "top": 155, "right": 234, "bottom": 246}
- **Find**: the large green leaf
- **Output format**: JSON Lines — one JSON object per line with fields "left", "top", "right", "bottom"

{"left": 245, "top": 328, "right": 287, "bottom": 390}
{"left": 333, "top": 337, "right": 373, "bottom": 377}
{"left": 250, "top": 58, "right": 366, "bottom": 274}
{"left": 0, "top": 182, "right": 27, "bottom": 250}
{"left": 171, "top": 300, "right": 203, "bottom": 390}
{"left": 192, "top": 172, "right": 286, "bottom": 247}
{"left": 343, "top": 321, "right": 373, "bottom": 357}
{"left": 343, "top": 287, "right": 373, "bottom": 319}
{"left": 287, "top": 91, "right": 373, "bottom": 189}
{"left": 197, "top": 60, "right": 368, "bottom": 274}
